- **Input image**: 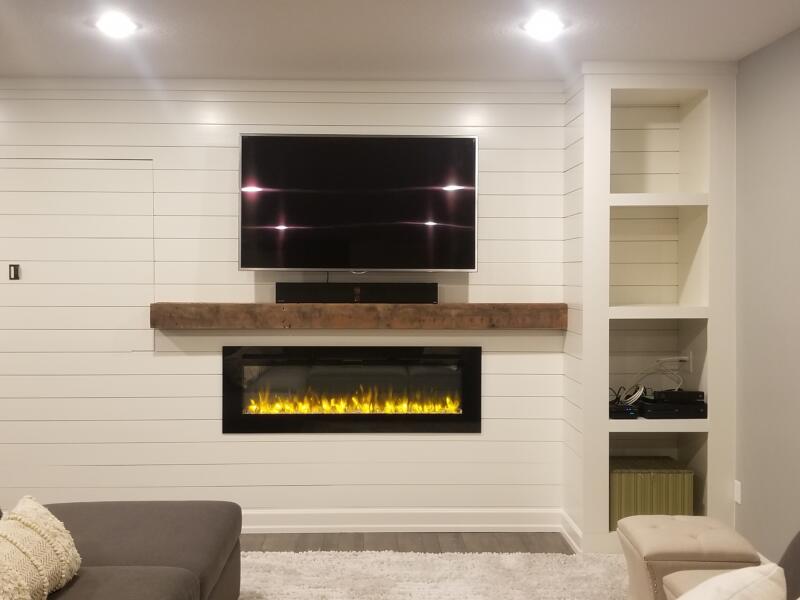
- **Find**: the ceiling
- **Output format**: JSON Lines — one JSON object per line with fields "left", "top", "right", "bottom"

{"left": 1, "top": 0, "right": 799, "bottom": 81}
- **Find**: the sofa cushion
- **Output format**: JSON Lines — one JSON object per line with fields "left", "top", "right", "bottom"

{"left": 663, "top": 569, "right": 731, "bottom": 600}
{"left": 47, "top": 501, "right": 240, "bottom": 600}
{"left": 0, "top": 496, "right": 82, "bottom": 600}
{"left": 617, "top": 515, "right": 760, "bottom": 563}
{"left": 676, "top": 562, "right": 786, "bottom": 600}
{"left": 50, "top": 566, "right": 200, "bottom": 600}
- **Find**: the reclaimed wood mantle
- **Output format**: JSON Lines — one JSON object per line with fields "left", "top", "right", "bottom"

{"left": 149, "top": 302, "right": 568, "bottom": 331}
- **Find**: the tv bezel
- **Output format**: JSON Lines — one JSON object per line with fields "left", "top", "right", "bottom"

{"left": 238, "top": 133, "right": 478, "bottom": 273}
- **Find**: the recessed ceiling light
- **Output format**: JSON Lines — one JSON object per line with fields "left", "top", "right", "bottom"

{"left": 523, "top": 10, "right": 565, "bottom": 42}
{"left": 95, "top": 11, "right": 139, "bottom": 39}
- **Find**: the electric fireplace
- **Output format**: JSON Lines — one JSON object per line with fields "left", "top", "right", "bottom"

{"left": 222, "top": 346, "right": 481, "bottom": 433}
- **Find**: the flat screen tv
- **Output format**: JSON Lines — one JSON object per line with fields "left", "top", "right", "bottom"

{"left": 239, "top": 135, "right": 477, "bottom": 271}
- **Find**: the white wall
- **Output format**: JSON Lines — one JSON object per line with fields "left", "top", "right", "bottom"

{"left": 0, "top": 79, "right": 572, "bottom": 533}
{"left": 562, "top": 78, "right": 584, "bottom": 542}
{"left": 737, "top": 29, "right": 800, "bottom": 560}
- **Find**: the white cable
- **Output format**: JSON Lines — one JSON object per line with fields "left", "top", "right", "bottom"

{"left": 623, "top": 355, "right": 689, "bottom": 400}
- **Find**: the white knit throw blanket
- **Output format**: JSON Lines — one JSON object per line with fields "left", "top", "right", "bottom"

{"left": 0, "top": 497, "right": 81, "bottom": 600}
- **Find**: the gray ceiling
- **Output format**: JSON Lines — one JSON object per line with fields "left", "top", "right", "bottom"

{"left": 1, "top": 0, "right": 799, "bottom": 80}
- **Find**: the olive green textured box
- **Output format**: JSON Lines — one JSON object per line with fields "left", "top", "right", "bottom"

{"left": 609, "top": 457, "right": 694, "bottom": 530}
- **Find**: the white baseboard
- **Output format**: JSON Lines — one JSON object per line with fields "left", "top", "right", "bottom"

{"left": 242, "top": 508, "right": 565, "bottom": 534}
{"left": 559, "top": 511, "right": 583, "bottom": 553}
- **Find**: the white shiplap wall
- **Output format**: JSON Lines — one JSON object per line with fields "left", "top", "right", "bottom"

{"left": 562, "top": 79, "right": 584, "bottom": 543}
{"left": 610, "top": 206, "right": 679, "bottom": 305}
{"left": 0, "top": 79, "right": 569, "bottom": 532}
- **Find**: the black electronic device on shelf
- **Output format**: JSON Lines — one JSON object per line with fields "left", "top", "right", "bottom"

{"left": 609, "top": 403, "right": 640, "bottom": 419}
{"left": 275, "top": 282, "right": 438, "bottom": 304}
{"left": 652, "top": 390, "right": 705, "bottom": 403}
{"left": 638, "top": 398, "right": 707, "bottom": 419}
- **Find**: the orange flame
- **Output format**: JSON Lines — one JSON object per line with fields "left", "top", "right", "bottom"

{"left": 244, "top": 385, "right": 461, "bottom": 415}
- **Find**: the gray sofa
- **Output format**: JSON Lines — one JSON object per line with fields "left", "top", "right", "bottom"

{"left": 46, "top": 501, "right": 242, "bottom": 600}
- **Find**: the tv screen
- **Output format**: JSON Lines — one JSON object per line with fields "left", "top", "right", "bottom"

{"left": 239, "top": 135, "right": 476, "bottom": 271}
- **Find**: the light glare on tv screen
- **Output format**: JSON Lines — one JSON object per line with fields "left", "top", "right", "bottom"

{"left": 240, "top": 135, "right": 477, "bottom": 271}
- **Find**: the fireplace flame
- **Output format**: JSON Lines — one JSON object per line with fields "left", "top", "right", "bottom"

{"left": 244, "top": 386, "right": 462, "bottom": 415}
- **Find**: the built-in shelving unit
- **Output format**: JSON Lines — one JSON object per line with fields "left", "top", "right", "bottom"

{"left": 609, "top": 192, "right": 708, "bottom": 207}
{"left": 575, "top": 64, "right": 737, "bottom": 552}
{"left": 610, "top": 205, "right": 708, "bottom": 307}
{"left": 608, "top": 305, "right": 709, "bottom": 320}
{"left": 608, "top": 419, "right": 710, "bottom": 433}
{"left": 610, "top": 88, "right": 709, "bottom": 195}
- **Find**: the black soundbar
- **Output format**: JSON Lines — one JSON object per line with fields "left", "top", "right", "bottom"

{"left": 275, "top": 282, "right": 438, "bottom": 304}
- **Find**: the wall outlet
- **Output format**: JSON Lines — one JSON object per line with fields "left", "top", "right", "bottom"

{"left": 8, "top": 264, "right": 20, "bottom": 280}
{"left": 734, "top": 479, "right": 742, "bottom": 504}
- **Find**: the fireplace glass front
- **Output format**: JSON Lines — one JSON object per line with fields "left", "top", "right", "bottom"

{"left": 222, "top": 346, "right": 481, "bottom": 433}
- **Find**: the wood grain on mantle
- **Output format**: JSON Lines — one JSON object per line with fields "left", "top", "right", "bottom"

{"left": 149, "top": 302, "right": 568, "bottom": 331}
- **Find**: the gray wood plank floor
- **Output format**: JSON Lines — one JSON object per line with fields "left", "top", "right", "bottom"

{"left": 241, "top": 532, "right": 572, "bottom": 554}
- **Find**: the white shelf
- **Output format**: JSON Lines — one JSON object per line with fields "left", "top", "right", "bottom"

{"left": 609, "top": 193, "right": 708, "bottom": 207}
{"left": 608, "top": 305, "right": 709, "bottom": 320}
{"left": 608, "top": 418, "right": 710, "bottom": 433}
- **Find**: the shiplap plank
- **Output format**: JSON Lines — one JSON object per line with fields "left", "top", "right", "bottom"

{"left": 610, "top": 241, "right": 677, "bottom": 264}
{"left": 6, "top": 462, "right": 561, "bottom": 488}
{"left": 153, "top": 330, "right": 566, "bottom": 353}
{"left": 478, "top": 195, "right": 562, "bottom": 218}
{"left": 479, "top": 172, "right": 562, "bottom": 196}
{"left": 610, "top": 152, "right": 680, "bottom": 175}
{"left": 0, "top": 123, "right": 565, "bottom": 150}
{"left": 0, "top": 215, "right": 153, "bottom": 238}
{"left": 0, "top": 145, "right": 240, "bottom": 171}
{"left": 0, "top": 89, "right": 566, "bottom": 104}
{"left": 0, "top": 350, "right": 559, "bottom": 376}
{"left": 610, "top": 264, "right": 678, "bottom": 286}
{"left": 155, "top": 193, "right": 238, "bottom": 216}
{"left": 479, "top": 149, "right": 562, "bottom": 172}
{"left": 155, "top": 216, "right": 237, "bottom": 238}
{"left": 611, "top": 174, "right": 681, "bottom": 193}
{"left": 0, "top": 238, "right": 153, "bottom": 261}
{"left": 0, "top": 262, "right": 153, "bottom": 284}
{"left": 0, "top": 284, "right": 153, "bottom": 307}
{"left": 0, "top": 440, "right": 562, "bottom": 466}
{"left": 0, "top": 307, "right": 149, "bottom": 329}
{"left": 610, "top": 219, "right": 678, "bottom": 242}
{"left": 478, "top": 241, "right": 562, "bottom": 264}
{"left": 611, "top": 106, "right": 680, "bottom": 130}
{"left": 610, "top": 287, "right": 678, "bottom": 305}
{"left": 0, "top": 485, "right": 561, "bottom": 510}
{"left": 0, "top": 330, "right": 153, "bottom": 352}
{"left": 154, "top": 238, "right": 238, "bottom": 262}
{"left": 479, "top": 218, "right": 562, "bottom": 240}
{"left": 0, "top": 419, "right": 563, "bottom": 444}
{"left": 154, "top": 282, "right": 569, "bottom": 305}
{"left": 0, "top": 78, "right": 563, "bottom": 93}
{"left": 0, "top": 168, "right": 152, "bottom": 192}
{"left": 0, "top": 352, "right": 220, "bottom": 375}
{"left": 611, "top": 130, "right": 680, "bottom": 152}
{"left": 0, "top": 191, "right": 153, "bottom": 215}
{"left": 151, "top": 261, "right": 562, "bottom": 287}
{"left": 0, "top": 99, "right": 564, "bottom": 127}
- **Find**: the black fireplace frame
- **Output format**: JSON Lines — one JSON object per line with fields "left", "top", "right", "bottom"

{"left": 222, "top": 345, "right": 481, "bottom": 433}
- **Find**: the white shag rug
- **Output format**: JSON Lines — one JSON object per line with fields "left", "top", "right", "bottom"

{"left": 240, "top": 551, "right": 628, "bottom": 600}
